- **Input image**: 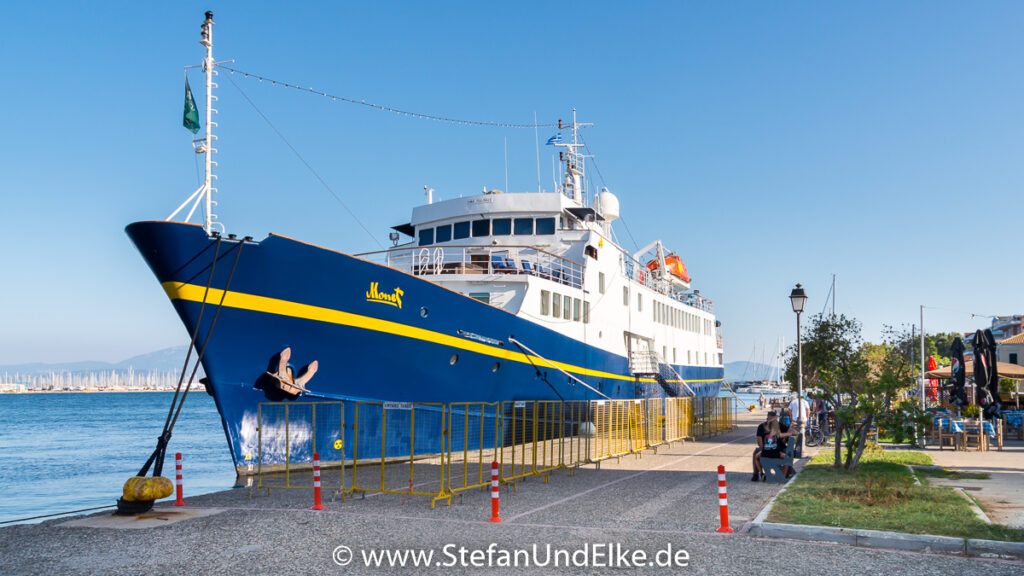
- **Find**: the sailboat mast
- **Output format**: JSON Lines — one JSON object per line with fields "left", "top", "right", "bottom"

{"left": 200, "top": 11, "right": 217, "bottom": 234}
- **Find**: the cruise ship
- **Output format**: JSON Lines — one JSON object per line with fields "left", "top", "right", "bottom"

{"left": 126, "top": 13, "right": 724, "bottom": 474}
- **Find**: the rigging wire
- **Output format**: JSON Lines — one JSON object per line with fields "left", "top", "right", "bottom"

{"left": 578, "top": 129, "right": 640, "bottom": 252}
{"left": 922, "top": 305, "right": 996, "bottom": 320}
{"left": 220, "top": 65, "right": 557, "bottom": 129}
{"left": 223, "top": 72, "right": 385, "bottom": 250}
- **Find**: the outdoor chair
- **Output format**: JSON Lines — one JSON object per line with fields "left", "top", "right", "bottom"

{"left": 962, "top": 422, "right": 987, "bottom": 451}
{"left": 936, "top": 417, "right": 960, "bottom": 450}
{"left": 491, "top": 255, "right": 515, "bottom": 273}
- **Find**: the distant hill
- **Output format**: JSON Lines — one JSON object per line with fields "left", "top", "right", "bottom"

{"left": 0, "top": 345, "right": 192, "bottom": 376}
{"left": 724, "top": 360, "right": 778, "bottom": 382}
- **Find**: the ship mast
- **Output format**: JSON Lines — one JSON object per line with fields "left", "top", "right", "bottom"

{"left": 199, "top": 11, "right": 219, "bottom": 234}
{"left": 166, "top": 12, "right": 229, "bottom": 234}
{"left": 553, "top": 109, "right": 592, "bottom": 204}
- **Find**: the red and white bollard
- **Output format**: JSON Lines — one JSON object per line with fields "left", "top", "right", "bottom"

{"left": 489, "top": 461, "right": 502, "bottom": 523}
{"left": 173, "top": 452, "right": 186, "bottom": 506}
{"left": 716, "top": 464, "right": 733, "bottom": 533}
{"left": 311, "top": 452, "right": 325, "bottom": 511}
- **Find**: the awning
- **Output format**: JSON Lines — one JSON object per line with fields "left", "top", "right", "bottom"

{"left": 926, "top": 361, "right": 1024, "bottom": 380}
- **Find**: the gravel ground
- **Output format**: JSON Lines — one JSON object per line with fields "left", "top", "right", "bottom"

{"left": 2, "top": 412, "right": 1020, "bottom": 575}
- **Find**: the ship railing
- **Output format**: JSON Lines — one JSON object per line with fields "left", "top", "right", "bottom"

{"left": 622, "top": 258, "right": 715, "bottom": 314}
{"left": 357, "top": 245, "right": 585, "bottom": 289}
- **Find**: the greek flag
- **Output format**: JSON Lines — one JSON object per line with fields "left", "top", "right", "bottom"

{"left": 545, "top": 133, "right": 562, "bottom": 145}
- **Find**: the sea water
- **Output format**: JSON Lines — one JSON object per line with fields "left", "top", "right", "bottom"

{"left": 0, "top": 392, "right": 235, "bottom": 524}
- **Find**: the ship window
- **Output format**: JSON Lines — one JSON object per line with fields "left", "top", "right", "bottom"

{"left": 469, "top": 292, "right": 490, "bottom": 304}
{"left": 584, "top": 245, "right": 598, "bottom": 259}
{"left": 663, "top": 346, "right": 667, "bottom": 359}
{"left": 563, "top": 295, "right": 571, "bottom": 320}
{"left": 536, "top": 217, "right": 555, "bottom": 235}
{"left": 573, "top": 298, "right": 581, "bottom": 322}
{"left": 514, "top": 218, "right": 534, "bottom": 235}
{"left": 598, "top": 273, "right": 605, "bottom": 294}
{"left": 453, "top": 221, "right": 470, "bottom": 239}
{"left": 435, "top": 224, "right": 452, "bottom": 243}
{"left": 673, "top": 348, "right": 677, "bottom": 363}
{"left": 623, "top": 287, "right": 629, "bottom": 306}
{"left": 637, "top": 293, "right": 643, "bottom": 313}
{"left": 583, "top": 301, "right": 590, "bottom": 324}
{"left": 688, "top": 350, "right": 692, "bottom": 364}
{"left": 718, "top": 353, "right": 723, "bottom": 365}
{"left": 418, "top": 227, "right": 434, "bottom": 246}
{"left": 472, "top": 219, "right": 490, "bottom": 237}
{"left": 540, "top": 290, "right": 550, "bottom": 315}
{"left": 492, "top": 218, "right": 512, "bottom": 236}
{"left": 553, "top": 292, "right": 561, "bottom": 317}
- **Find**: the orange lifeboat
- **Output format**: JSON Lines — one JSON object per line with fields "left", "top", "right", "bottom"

{"left": 646, "top": 255, "right": 691, "bottom": 283}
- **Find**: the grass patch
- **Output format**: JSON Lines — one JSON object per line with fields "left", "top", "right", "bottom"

{"left": 914, "top": 467, "right": 990, "bottom": 482}
{"left": 769, "top": 448, "right": 1024, "bottom": 542}
{"left": 812, "top": 444, "right": 933, "bottom": 466}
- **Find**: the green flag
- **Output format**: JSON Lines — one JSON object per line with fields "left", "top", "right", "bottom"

{"left": 183, "top": 78, "right": 200, "bottom": 134}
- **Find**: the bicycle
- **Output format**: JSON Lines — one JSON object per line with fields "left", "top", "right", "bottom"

{"left": 804, "top": 418, "right": 826, "bottom": 447}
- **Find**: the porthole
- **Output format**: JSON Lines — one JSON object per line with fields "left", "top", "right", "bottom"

{"left": 420, "top": 307, "right": 429, "bottom": 318}
{"left": 492, "top": 362, "right": 501, "bottom": 372}
{"left": 449, "top": 354, "right": 459, "bottom": 365}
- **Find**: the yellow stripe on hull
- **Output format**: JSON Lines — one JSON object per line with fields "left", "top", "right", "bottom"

{"left": 162, "top": 281, "right": 723, "bottom": 386}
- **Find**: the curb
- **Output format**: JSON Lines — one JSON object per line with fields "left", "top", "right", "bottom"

{"left": 748, "top": 521, "right": 1024, "bottom": 560}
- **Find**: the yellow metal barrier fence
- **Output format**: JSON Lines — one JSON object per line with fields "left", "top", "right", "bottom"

{"left": 445, "top": 402, "right": 500, "bottom": 498}
{"left": 498, "top": 400, "right": 537, "bottom": 485}
{"left": 644, "top": 398, "right": 666, "bottom": 450}
{"left": 345, "top": 401, "right": 449, "bottom": 508}
{"left": 256, "top": 401, "right": 345, "bottom": 494}
{"left": 255, "top": 395, "right": 736, "bottom": 505}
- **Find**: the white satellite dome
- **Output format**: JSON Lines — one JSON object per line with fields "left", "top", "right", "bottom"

{"left": 596, "top": 189, "right": 620, "bottom": 222}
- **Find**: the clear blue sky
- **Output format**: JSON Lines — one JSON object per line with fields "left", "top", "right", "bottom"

{"left": 1, "top": 2, "right": 1021, "bottom": 365}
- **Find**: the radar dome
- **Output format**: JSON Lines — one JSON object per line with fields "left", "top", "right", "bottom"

{"left": 597, "top": 189, "right": 620, "bottom": 222}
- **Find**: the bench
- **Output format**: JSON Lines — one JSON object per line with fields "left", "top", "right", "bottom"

{"left": 760, "top": 455, "right": 793, "bottom": 483}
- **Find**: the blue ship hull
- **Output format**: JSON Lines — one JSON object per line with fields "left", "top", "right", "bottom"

{"left": 126, "top": 221, "right": 723, "bottom": 473}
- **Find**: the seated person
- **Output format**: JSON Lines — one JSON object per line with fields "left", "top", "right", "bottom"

{"left": 755, "top": 412, "right": 799, "bottom": 480}
{"left": 753, "top": 411, "right": 779, "bottom": 481}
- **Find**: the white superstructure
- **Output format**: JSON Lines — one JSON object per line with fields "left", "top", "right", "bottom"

{"left": 358, "top": 114, "right": 723, "bottom": 376}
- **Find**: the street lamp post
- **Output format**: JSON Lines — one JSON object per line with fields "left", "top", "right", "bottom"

{"left": 790, "top": 284, "right": 808, "bottom": 455}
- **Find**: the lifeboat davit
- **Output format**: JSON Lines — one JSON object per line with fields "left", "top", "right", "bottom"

{"left": 646, "top": 255, "right": 691, "bottom": 283}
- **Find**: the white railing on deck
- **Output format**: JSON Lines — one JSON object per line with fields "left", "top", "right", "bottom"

{"left": 356, "top": 245, "right": 585, "bottom": 289}
{"left": 622, "top": 259, "right": 714, "bottom": 314}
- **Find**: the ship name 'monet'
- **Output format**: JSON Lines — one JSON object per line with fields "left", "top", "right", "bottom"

{"left": 366, "top": 282, "right": 404, "bottom": 308}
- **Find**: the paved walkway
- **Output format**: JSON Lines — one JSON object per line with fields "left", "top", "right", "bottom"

{"left": 1, "top": 411, "right": 1019, "bottom": 575}
{"left": 924, "top": 438, "right": 1024, "bottom": 528}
